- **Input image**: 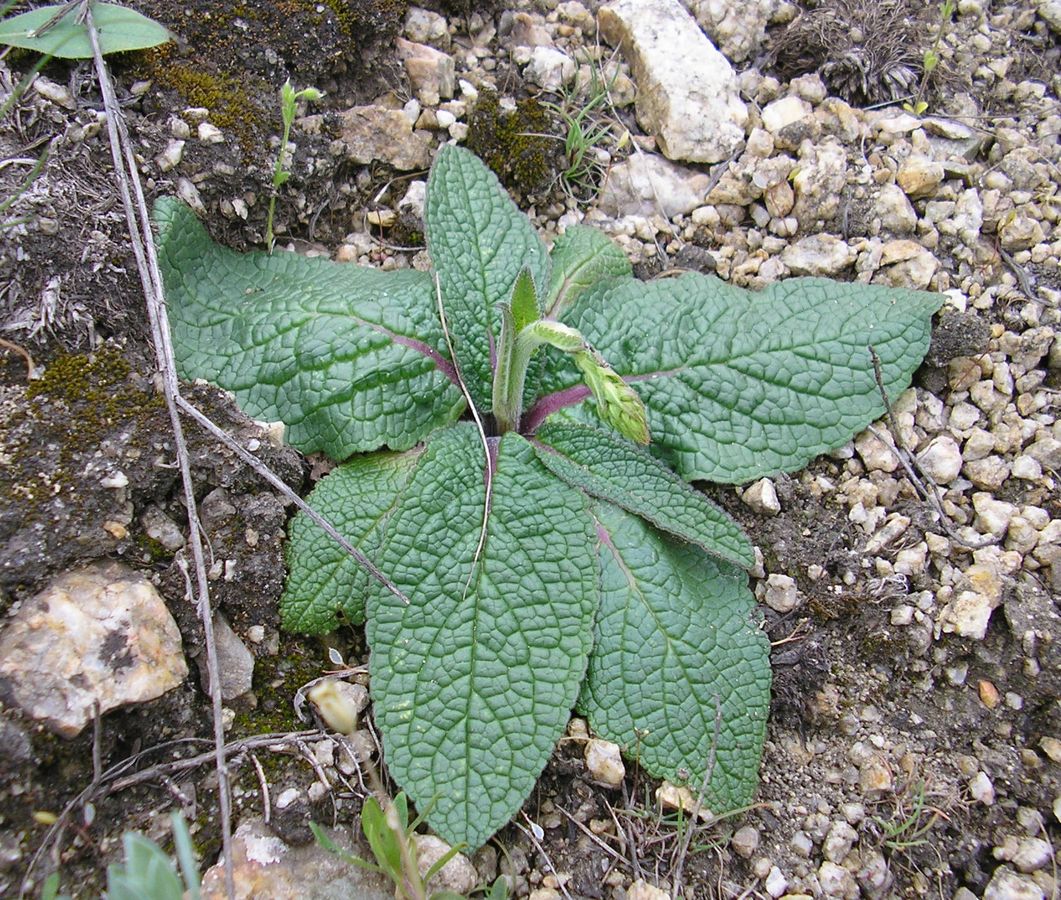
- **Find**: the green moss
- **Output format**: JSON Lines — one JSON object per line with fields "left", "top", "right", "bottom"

{"left": 466, "top": 89, "right": 560, "bottom": 195}
{"left": 135, "top": 533, "right": 171, "bottom": 563}
{"left": 230, "top": 637, "right": 326, "bottom": 739}
{"left": 8, "top": 348, "right": 162, "bottom": 505}
{"left": 142, "top": 49, "right": 267, "bottom": 156}
{"left": 26, "top": 346, "right": 130, "bottom": 403}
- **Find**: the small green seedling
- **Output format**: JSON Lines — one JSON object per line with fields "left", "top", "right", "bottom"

{"left": 874, "top": 780, "right": 940, "bottom": 852}
{"left": 105, "top": 811, "right": 201, "bottom": 900}
{"left": 312, "top": 792, "right": 498, "bottom": 900}
{"left": 154, "top": 144, "right": 940, "bottom": 851}
{"left": 904, "top": 0, "right": 956, "bottom": 116}
{"left": 264, "top": 79, "right": 323, "bottom": 252}
{"left": 540, "top": 63, "right": 627, "bottom": 200}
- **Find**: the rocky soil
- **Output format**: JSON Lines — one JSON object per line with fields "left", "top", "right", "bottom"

{"left": 0, "top": 0, "right": 1059, "bottom": 898}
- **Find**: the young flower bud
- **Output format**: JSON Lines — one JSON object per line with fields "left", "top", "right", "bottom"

{"left": 573, "top": 350, "right": 650, "bottom": 445}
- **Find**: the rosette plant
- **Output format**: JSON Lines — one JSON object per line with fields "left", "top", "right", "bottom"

{"left": 155, "top": 145, "right": 940, "bottom": 849}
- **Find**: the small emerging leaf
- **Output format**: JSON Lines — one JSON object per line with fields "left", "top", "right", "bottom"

{"left": 510, "top": 268, "right": 539, "bottom": 333}
{"left": 545, "top": 225, "right": 631, "bottom": 318}
{"left": 521, "top": 319, "right": 584, "bottom": 354}
{"left": 0, "top": 3, "right": 171, "bottom": 59}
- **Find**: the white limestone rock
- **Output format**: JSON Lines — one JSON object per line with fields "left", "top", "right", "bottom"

{"left": 584, "top": 738, "right": 626, "bottom": 787}
{"left": 780, "top": 234, "right": 855, "bottom": 276}
{"left": 682, "top": 0, "right": 780, "bottom": 62}
{"left": 874, "top": 183, "right": 917, "bottom": 234}
{"left": 761, "top": 95, "right": 812, "bottom": 134}
{"left": 599, "top": 0, "right": 747, "bottom": 163}
{"left": 0, "top": 562, "right": 187, "bottom": 738}
{"left": 598, "top": 152, "right": 711, "bottom": 218}
{"left": 742, "top": 478, "right": 781, "bottom": 515}
{"left": 524, "top": 46, "right": 576, "bottom": 92}
{"left": 916, "top": 435, "right": 963, "bottom": 484}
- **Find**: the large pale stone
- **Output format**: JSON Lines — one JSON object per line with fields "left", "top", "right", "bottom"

{"left": 585, "top": 737, "right": 625, "bottom": 787}
{"left": 599, "top": 0, "right": 747, "bottom": 162}
{"left": 780, "top": 234, "right": 855, "bottom": 276}
{"left": 0, "top": 562, "right": 187, "bottom": 737}
{"left": 413, "top": 835, "right": 477, "bottom": 896}
{"left": 201, "top": 818, "right": 393, "bottom": 899}
{"left": 298, "top": 106, "right": 431, "bottom": 171}
{"left": 1037, "top": 0, "right": 1061, "bottom": 33}
{"left": 761, "top": 95, "right": 812, "bottom": 135}
{"left": 598, "top": 152, "right": 711, "bottom": 218}
{"left": 396, "top": 38, "right": 455, "bottom": 104}
{"left": 682, "top": 0, "right": 779, "bottom": 62}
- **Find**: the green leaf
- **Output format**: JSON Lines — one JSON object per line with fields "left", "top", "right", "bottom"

{"left": 581, "top": 502, "right": 770, "bottom": 812}
{"left": 107, "top": 833, "right": 184, "bottom": 900}
{"left": 281, "top": 448, "right": 424, "bottom": 634}
{"left": 509, "top": 268, "right": 539, "bottom": 333}
{"left": 542, "top": 273, "right": 942, "bottom": 483}
{"left": 367, "top": 425, "right": 597, "bottom": 850}
{"left": 170, "top": 813, "right": 200, "bottom": 900}
{"left": 425, "top": 145, "right": 550, "bottom": 412}
{"left": 545, "top": 225, "right": 631, "bottom": 318}
{"left": 533, "top": 422, "right": 753, "bottom": 569}
{"left": 0, "top": 3, "right": 171, "bottom": 59}
{"left": 154, "top": 198, "right": 465, "bottom": 457}
{"left": 361, "top": 798, "right": 403, "bottom": 883}
{"left": 310, "top": 822, "right": 383, "bottom": 873}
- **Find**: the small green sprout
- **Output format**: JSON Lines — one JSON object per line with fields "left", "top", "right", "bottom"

{"left": 312, "top": 792, "right": 505, "bottom": 900}
{"left": 265, "top": 79, "right": 323, "bottom": 253}
{"left": 903, "top": 0, "right": 956, "bottom": 116}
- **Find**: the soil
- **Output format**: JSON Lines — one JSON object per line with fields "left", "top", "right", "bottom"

{"left": 1, "top": 1, "right": 1058, "bottom": 899}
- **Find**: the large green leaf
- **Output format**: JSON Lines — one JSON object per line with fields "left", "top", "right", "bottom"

{"left": 154, "top": 198, "right": 464, "bottom": 457}
{"left": 536, "top": 274, "right": 942, "bottom": 484}
{"left": 0, "top": 3, "right": 171, "bottom": 59}
{"left": 425, "top": 145, "right": 550, "bottom": 413}
{"left": 281, "top": 448, "right": 423, "bottom": 634}
{"left": 533, "top": 422, "right": 753, "bottom": 569}
{"left": 544, "top": 225, "right": 631, "bottom": 319}
{"left": 581, "top": 502, "right": 770, "bottom": 812}
{"left": 366, "top": 425, "right": 597, "bottom": 849}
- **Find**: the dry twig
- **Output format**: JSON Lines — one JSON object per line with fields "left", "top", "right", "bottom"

{"left": 84, "top": 7, "right": 235, "bottom": 892}
{"left": 866, "top": 346, "right": 995, "bottom": 551}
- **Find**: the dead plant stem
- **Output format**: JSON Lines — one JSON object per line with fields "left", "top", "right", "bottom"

{"left": 84, "top": 9, "right": 234, "bottom": 896}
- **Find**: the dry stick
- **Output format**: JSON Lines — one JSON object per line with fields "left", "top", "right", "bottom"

{"left": 516, "top": 815, "right": 575, "bottom": 900}
{"left": 0, "top": 337, "right": 35, "bottom": 378}
{"left": 84, "top": 13, "right": 234, "bottom": 897}
{"left": 670, "top": 693, "right": 722, "bottom": 899}
{"left": 996, "top": 243, "right": 1040, "bottom": 304}
{"left": 21, "top": 730, "right": 320, "bottom": 896}
{"left": 174, "top": 397, "right": 411, "bottom": 606}
{"left": 251, "top": 754, "right": 272, "bottom": 824}
{"left": 553, "top": 804, "right": 628, "bottom": 866}
{"left": 866, "top": 346, "right": 995, "bottom": 550}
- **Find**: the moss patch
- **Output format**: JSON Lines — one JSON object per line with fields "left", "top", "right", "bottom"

{"left": 466, "top": 89, "right": 562, "bottom": 196}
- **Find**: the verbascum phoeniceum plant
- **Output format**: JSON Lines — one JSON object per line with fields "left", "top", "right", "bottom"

{"left": 155, "top": 144, "right": 941, "bottom": 849}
